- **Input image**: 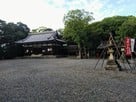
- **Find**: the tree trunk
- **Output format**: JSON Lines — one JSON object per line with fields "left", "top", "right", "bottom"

{"left": 83, "top": 47, "right": 87, "bottom": 58}
{"left": 78, "top": 44, "right": 82, "bottom": 59}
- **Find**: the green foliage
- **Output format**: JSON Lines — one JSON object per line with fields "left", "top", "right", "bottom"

{"left": 63, "top": 9, "right": 94, "bottom": 58}
{"left": 96, "top": 16, "right": 128, "bottom": 38}
{"left": 85, "top": 22, "right": 102, "bottom": 49}
{"left": 57, "top": 28, "right": 64, "bottom": 35}
{"left": 32, "top": 26, "right": 53, "bottom": 33}
{"left": 84, "top": 16, "right": 136, "bottom": 51}
{"left": 87, "top": 16, "right": 136, "bottom": 42}
{"left": 63, "top": 9, "right": 94, "bottom": 46}
{"left": 0, "top": 20, "right": 30, "bottom": 43}
{"left": 0, "top": 19, "right": 30, "bottom": 59}
{"left": 118, "top": 16, "right": 136, "bottom": 38}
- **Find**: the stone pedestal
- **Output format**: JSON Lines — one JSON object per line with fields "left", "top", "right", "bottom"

{"left": 105, "top": 60, "right": 118, "bottom": 71}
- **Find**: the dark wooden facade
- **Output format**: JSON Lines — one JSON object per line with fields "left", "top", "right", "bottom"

{"left": 16, "top": 31, "right": 67, "bottom": 56}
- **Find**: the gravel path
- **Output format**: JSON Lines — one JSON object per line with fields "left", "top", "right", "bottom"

{"left": 0, "top": 58, "right": 136, "bottom": 102}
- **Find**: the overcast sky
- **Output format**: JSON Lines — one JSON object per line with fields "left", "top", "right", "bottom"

{"left": 0, "top": 0, "right": 136, "bottom": 30}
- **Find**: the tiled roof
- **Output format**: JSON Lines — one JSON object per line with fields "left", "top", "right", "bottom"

{"left": 16, "top": 31, "right": 65, "bottom": 44}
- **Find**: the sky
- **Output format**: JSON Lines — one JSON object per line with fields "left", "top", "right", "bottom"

{"left": 0, "top": 0, "right": 136, "bottom": 30}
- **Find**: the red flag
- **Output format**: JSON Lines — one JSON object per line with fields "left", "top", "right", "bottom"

{"left": 124, "top": 37, "right": 131, "bottom": 56}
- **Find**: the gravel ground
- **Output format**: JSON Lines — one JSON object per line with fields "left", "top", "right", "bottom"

{"left": 0, "top": 58, "right": 136, "bottom": 102}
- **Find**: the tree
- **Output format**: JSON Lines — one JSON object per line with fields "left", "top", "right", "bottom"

{"left": 97, "top": 16, "right": 128, "bottom": 40}
{"left": 1, "top": 22, "right": 30, "bottom": 43}
{"left": 0, "top": 20, "right": 30, "bottom": 59}
{"left": 94, "top": 16, "right": 136, "bottom": 40}
{"left": 32, "top": 26, "right": 53, "bottom": 33}
{"left": 118, "top": 16, "right": 136, "bottom": 38}
{"left": 63, "top": 9, "right": 94, "bottom": 58}
{"left": 0, "top": 20, "right": 6, "bottom": 43}
{"left": 16, "top": 22, "right": 30, "bottom": 40}
{"left": 85, "top": 22, "right": 102, "bottom": 51}
{"left": 86, "top": 16, "right": 131, "bottom": 48}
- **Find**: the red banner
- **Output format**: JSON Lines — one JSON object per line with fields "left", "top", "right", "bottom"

{"left": 124, "top": 37, "right": 131, "bottom": 56}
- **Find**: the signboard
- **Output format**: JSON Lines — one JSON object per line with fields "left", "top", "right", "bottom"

{"left": 124, "top": 37, "right": 131, "bottom": 56}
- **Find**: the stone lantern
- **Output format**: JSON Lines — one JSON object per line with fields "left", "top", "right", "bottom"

{"left": 105, "top": 40, "right": 118, "bottom": 70}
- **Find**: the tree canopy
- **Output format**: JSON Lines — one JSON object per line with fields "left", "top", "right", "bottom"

{"left": 118, "top": 16, "right": 136, "bottom": 38}
{"left": 0, "top": 19, "right": 30, "bottom": 59}
{"left": 87, "top": 16, "right": 136, "bottom": 42}
{"left": 0, "top": 20, "right": 30, "bottom": 44}
{"left": 32, "top": 26, "right": 53, "bottom": 33}
{"left": 63, "top": 13, "right": 136, "bottom": 58}
{"left": 63, "top": 9, "right": 94, "bottom": 58}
